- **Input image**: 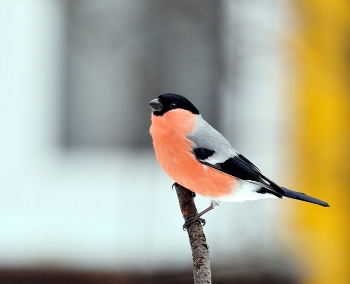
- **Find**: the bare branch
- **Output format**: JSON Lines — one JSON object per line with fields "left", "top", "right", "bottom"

{"left": 174, "top": 183, "right": 211, "bottom": 284}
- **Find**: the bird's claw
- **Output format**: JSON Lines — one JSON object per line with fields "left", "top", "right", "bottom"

{"left": 172, "top": 183, "right": 196, "bottom": 199}
{"left": 182, "top": 215, "right": 206, "bottom": 230}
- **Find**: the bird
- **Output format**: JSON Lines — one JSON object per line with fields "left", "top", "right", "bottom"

{"left": 149, "top": 93, "right": 329, "bottom": 227}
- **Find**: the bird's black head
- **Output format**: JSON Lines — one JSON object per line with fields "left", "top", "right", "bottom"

{"left": 149, "top": 93, "right": 200, "bottom": 116}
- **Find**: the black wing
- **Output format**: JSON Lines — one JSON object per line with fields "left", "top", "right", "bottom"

{"left": 193, "top": 148, "right": 215, "bottom": 160}
{"left": 192, "top": 147, "right": 284, "bottom": 197}
{"left": 219, "top": 155, "right": 261, "bottom": 182}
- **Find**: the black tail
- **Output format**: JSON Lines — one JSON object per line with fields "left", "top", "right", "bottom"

{"left": 281, "top": 187, "right": 329, "bottom": 207}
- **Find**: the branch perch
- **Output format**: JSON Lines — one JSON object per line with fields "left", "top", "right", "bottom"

{"left": 174, "top": 183, "right": 211, "bottom": 284}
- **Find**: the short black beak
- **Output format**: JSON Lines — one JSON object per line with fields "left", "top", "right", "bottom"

{"left": 149, "top": 98, "right": 163, "bottom": 112}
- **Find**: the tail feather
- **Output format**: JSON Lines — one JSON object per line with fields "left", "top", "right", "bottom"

{"left": 281, "top": 187, "right": 329, "bottom": 207}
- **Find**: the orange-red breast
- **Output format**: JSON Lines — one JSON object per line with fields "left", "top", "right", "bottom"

{"left": 149, "top": 93, "right": 329, "bottom": 226}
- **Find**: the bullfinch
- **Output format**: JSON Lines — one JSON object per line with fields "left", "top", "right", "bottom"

{"left": 149, "top": 93, "right": 329, "bottom": 227}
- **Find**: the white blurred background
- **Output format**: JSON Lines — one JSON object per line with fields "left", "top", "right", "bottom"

{"left": 1, "top": 1, "right": 341, "bottom": 283}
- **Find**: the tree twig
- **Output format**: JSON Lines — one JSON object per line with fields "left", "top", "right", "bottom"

{"left": 174, "top": 183, "right": 211, "bottom": 284}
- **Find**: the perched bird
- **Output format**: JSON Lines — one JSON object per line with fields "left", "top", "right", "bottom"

{"left": 149, "top": 93, "right": 329, "bottom": 227}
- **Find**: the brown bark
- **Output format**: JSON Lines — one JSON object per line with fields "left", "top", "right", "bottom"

{"left": 174, "top": 183, "right": 211, "bottom": 284}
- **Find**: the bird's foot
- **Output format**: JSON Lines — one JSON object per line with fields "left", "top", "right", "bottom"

{"left": 182, "top": 214, "right": 206, "bottom": 230}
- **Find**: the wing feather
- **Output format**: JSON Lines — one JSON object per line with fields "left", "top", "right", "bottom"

{"left": 187, "top": 115, "right": 283, "bottom": 197}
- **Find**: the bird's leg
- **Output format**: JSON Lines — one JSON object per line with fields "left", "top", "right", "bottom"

{"left": 183, "top": 200, "right": 220, "bottom": 230}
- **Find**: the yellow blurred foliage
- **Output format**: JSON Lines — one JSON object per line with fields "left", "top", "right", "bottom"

{"left": 293, "top": 0, "right": 350, "bottom": 283}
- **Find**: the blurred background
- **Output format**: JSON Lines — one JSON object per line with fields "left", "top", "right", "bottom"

{"left": 0, "top": 0, "right": 349, "bottom": 283}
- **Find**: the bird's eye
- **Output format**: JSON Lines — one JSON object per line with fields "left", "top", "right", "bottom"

{"left": 169, "top": 103, "right": 177, "bottom": 109}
